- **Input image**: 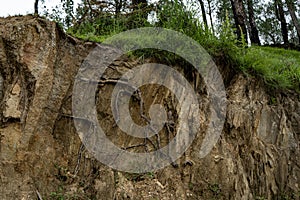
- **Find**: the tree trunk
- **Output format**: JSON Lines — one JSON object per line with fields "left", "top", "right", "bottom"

{"left": 247, "top": 0, "right": 260, "bottom": 45}
{"left": 198, "top": 0, "right": 208, "bottom": 29}
{"left": 34, "top": 0, "right": 39, "bottom": 15}
{"left": 286, "top": 0, "right": 300, "bottom": 43}
{"left": 207, "top": 0, "right": 215, "bottom": 34}
{"left": 115, "top": 0, "right": 123, "bottom": 16}
{"left": 275, "top": 0, "right": 289, "bottom": 46}
{"left": 230, "top": 0, "right": 248, "bottom": 43}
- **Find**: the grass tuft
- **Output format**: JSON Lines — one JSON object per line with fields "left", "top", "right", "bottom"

{"left": 241, "top": 46, "right": 300, "bottom": 92}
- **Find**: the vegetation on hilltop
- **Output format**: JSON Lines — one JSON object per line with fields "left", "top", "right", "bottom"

{"left": 37, "top": 0, "right": 300, "bottom": 92}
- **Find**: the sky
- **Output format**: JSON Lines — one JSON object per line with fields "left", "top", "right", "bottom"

{"left": 0, "top": 0, "right": 80, "bottom": 17}
{"left": 0, "top": 0, "right": 288, "bottom": 20}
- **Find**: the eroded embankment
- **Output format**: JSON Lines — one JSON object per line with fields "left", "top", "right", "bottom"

{"left": 0, "top": 16, "right": 299, "bottom": 200}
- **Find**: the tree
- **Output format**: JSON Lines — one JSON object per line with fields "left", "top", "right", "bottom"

{"left": 286, "top": 0, "right": 300, "bottom": 43}
{"left": 230, "top": 0, "right": 248, "bottom": 42}
{"left": 34, "top": 0, "right": 39, "bottom": 15}
{"left": 275, "top": 0, "right": 289, "bottom": 46}
{"left": 247, "top": 0, "right": 261, "bottom": 45}
{"left": 62, "top": 0, "right": 75, "bottom": 27}
{"left": 198, "top": 0, "right": 208, "bottom": 28}
{"left": 207, "top": 0, "right": 215, "bottom": 33}
{"left": 256, "top": 2, "right": 282, "bottom": 44}
{"left": 115, "top": 0, "right": 123, "bottom": 16}
{"left": 216, "top": 0, "right": 233, "bottom": 26}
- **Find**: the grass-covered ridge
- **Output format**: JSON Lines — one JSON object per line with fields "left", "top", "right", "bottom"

{"left": 67, "top": 0, "right": 300, "bottom": 93}
{"left": 241, "top": 46, "right": 300, "bottom": 92}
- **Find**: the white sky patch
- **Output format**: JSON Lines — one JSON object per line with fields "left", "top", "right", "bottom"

{"left": 0, "top": 0, "right": 35, "bottom": 16}
{"left": 0, "top": 0, "right": 80, "bottom": 17}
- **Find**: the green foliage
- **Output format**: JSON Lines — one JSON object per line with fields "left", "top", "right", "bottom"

{"left": 156, "top": 0, "right": 200, "bottom": 36}
{"left": 49, "top": 186, "right": 80, "bottom": 200}
{"left": 255, "top": 196, "right": 267, "bottom": 200}
{"left": 241, "top": 46, "right": 300, "bottom": 91}
{"left": 188, "top": 182, "right": 194, "bottom": 190}
{"left": 65, "top": 0, "right": 300, "bottom": 93}
{"left": 43, "top": 0, "right": 74, "bottom": 28}
{"left": 62, "top": 0, "right": 74, "bottom": 27}
{"left": 216, "top": 0, "right": 233, "bottom": 25}
{"left": 207, "top": 182, "right": 222, "bottom": 199}
{"left": 270, "top": 96, "right": 277, "bottom": 105}
{"left": 50, "top": 187, "right": 66, "bottom": 200}
{"left": 67, "top": 0, "right": 152, "bottom": 41}
{"left": 256, "top": 2, "right": 282, "bottom": 45}
{"left": 68, "top": 13, "right": 151, "bottom": 42}
{"left": 124, "top": 171, "right": 155, "bottom": 182}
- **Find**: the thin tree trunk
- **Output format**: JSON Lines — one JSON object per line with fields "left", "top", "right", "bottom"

{"left": 230, "top": 0, "right": 248, "bottom": 43}
{"left": 275, "top": 0, "right": 289, "bottom": 46}
{"left": 286, "top": 0, "right": 300, "bottom": 42}
{"left": 268, "top": 33, "right": 277, "bottom": 44}
{"left": 115, "top": 0, "right": 122, "bottom": 16}
{"left": 198, "top": 0, "right": 208, "bottom": 29}
{"left": 247, "top": 0, "right": 260, "bottom": 45}
{"left": 34, "top": 0, "right": 39, "bottom": 15}
{"left": 207, "top": 0, "right": 215, "bottom": 34}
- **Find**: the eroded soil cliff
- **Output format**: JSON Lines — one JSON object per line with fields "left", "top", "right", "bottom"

{"left": 0, "top": 16, "right": 299, "bottom": 200}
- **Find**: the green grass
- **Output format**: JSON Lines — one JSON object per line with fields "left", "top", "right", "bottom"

{"left": 68, "top": 31, "right": 110, "bottom": 43}
{"left": 241, "top": 46, "right": 300, "bottom": 92}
